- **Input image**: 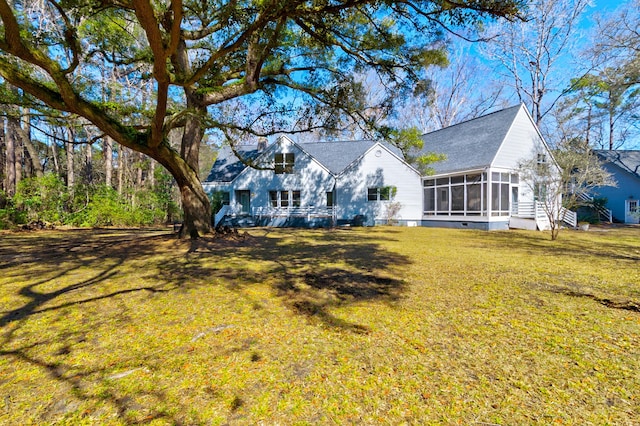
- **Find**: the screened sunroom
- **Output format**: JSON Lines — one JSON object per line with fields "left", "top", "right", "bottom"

{"left": 422, "top": 170, "right": 522, "bottom": 229}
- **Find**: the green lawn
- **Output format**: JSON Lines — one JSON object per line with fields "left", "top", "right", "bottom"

{"left": 1, "top": 226, "right": 638, "bottom": 425}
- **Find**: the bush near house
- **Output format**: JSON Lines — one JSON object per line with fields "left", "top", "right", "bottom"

{"left": 2, "top": 174, "right": 181, "bottom": 229}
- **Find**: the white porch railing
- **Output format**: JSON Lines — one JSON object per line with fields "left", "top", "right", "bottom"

{"left": 511, "top": 201, "right": 577, "bottom": 228}
{"left": 560, "top": 207, "right": 577, "bottom": 228}
{"left": 214, "top": 204, "right": 232, "bottom": 227}
{"left": 512, "top": 201, "right": 536, "bottom": 218}
{"left": 214, "top": 204, "right": 336, "bottom": 226}
{"left": 252, "top": 206, "right": 335, "bottom": 219}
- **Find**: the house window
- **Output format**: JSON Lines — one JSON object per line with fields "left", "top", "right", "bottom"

{"left": 274, "top": 153, "right": 294, "bottom": 174}
{"left": 423, "top": 173, "right": 486, "bottom": 216}
{"left": 534, "top": 183, "right": 547, "bottom": 201}
{"left": 367, "top": 186, "right": 396, "bottom": 202}
{"left": 326, "top": 191, "right": 334, "bottom": 207}
{"left": 269, "top": 190, "right": 301, "bottom": 208}
{"left": 437, "top": 187, "right": 449, "bottom": 212}
{"left": 269, "top": 191, "right": 279, "bottom": 207}
{"left": 211, "top": 191, "right": 230, "bottom": 205}
{"left": 491, "top": 172, "right": 511, "bottom": 216}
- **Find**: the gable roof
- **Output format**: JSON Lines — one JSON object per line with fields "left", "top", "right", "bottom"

{"left": 205, "top": 144, "right": 262, "bottom": 182}
{"left": 418, "top": 104, "right": 523, "bottom": 175}
{"left": 595, "top": 150, "right": 640, "bottom": 180}
{"left": 298, "top": 140, "right": 402, "bottom": 175}
{"left": 205, "top": 139, "right": 405, "bottom": 182}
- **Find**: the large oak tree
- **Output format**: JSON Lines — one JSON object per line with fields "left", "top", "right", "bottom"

{"left": 0, "top": 0, "right": 522, "bottom": 238}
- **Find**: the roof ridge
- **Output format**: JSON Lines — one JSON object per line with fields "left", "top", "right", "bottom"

{"left": 421, "top": 104, "right": 521, "bottom": 136}
{"left": 298, "top": 139, "right": 376, "bottom": 145}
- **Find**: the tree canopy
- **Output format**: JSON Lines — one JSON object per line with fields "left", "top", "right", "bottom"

{"left": 0, "top": 0, "right": 524, "bottom": 237}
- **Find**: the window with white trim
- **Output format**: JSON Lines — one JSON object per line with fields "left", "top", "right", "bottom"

{"left": 269, "top": 190, "right": 301, "bottom": 208}
{"left": 326, "top": 191, "right": 334, "bottom": 207}
{"left": 274, "top": 153, "right": 294, "bottom": 174}
{"left": 423, "top": 173, "right": 488, "bottom": 216}
{"left": 367, "top": 186, "right": 396, "bottom": 202}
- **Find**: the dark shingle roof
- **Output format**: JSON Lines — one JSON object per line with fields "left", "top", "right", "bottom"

{"left": 205, "top": 145, "right": 262, "bottom": 182}
{"left": 595, "top": 150, "right": 640, "bottom": 179}
{"left": 418, "top": 104, "right": 522, "bottom": 175}
{"left": 205, "top": 139, "right": 405, "bottom": 182}
{"left": 298, "top": 140, "right": 382, "bottom": 174}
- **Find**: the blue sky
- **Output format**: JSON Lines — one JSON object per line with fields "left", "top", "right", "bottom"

{"left": 467, "top": 0, "right": 640, "bottom": 149}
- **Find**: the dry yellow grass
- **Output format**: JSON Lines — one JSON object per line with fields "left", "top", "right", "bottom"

{"left": 0, "top": 226, "right": 638, "bottom": 425}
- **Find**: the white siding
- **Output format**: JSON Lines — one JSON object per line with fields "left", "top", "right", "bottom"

{"left": 492, "top": 106, "right": 544, "bottom": 170}
{"left": 492, "top": 106, "right": 559, "bottom": 209}
{"left": 230, "top": 137, "right": 334, "bottom": 211}
{"left": 336, "top": 144, "right": 422, "bottom": 224}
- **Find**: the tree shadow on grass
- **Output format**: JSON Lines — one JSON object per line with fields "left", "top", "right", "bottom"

{"left": 178, "top": 228, "right": 410, "bottom": 333}
{"left": 0, "top": 227, "right": 411, "bottom": 423}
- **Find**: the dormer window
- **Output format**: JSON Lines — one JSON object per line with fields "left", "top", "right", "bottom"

{"left": 275, "top": 153, "right": 294, "bottom": 174}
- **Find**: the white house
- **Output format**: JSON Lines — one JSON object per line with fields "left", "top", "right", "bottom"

{"left": 203, "top": 136, "right": 423, "bottom": 227}
{"left": 417, "top": 103, "right": 565, "bottom": 231}
{"left": 203, "top": 104, "right": 567, "bottom": 230}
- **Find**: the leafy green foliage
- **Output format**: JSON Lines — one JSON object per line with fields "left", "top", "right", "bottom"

{"left": 385, "top": 127, "right": 446, "bottom": 174}
{"left": 68, "top": 185, "right": 169, "bottom": 227}
{"left": 0, "top": 0, "right": 525, "bottom": 237}
{"left": 4, "top": 174, "right": 180, "bottom": 228}
{"left": 13, "top": 174, "right": 69, "bottom": 224}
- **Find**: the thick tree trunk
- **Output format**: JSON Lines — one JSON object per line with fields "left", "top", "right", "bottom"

{"left": 179, "top": 181, "right": 212, "bottom": 239}
{"left": 153, "top": 139, "right": 211, "bottom": 239}
{"left": 175, "top": 107, "right": 212, "bottom": 238}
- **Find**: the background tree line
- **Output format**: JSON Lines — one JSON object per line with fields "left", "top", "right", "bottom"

{"left": 0, "top": 0, "right": 637, "bottom": 233}
{"left": 0, "top": 106, "right": 215, "bottom": 228}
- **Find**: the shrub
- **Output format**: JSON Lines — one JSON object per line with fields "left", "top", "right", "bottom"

{"left": 12, "top": 174, "right": 68, "bottom": 224}
{"left": 68, "top": 185, "right": 174, "bottom": 227}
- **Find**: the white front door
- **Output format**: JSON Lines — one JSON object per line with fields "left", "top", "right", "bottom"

{"left": 625, "top": 199, "right": 639, "bottom": 224}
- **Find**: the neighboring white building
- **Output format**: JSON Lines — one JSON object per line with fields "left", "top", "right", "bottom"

{"left": 203, "top": 104, "right": 566, "bottom": 230}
